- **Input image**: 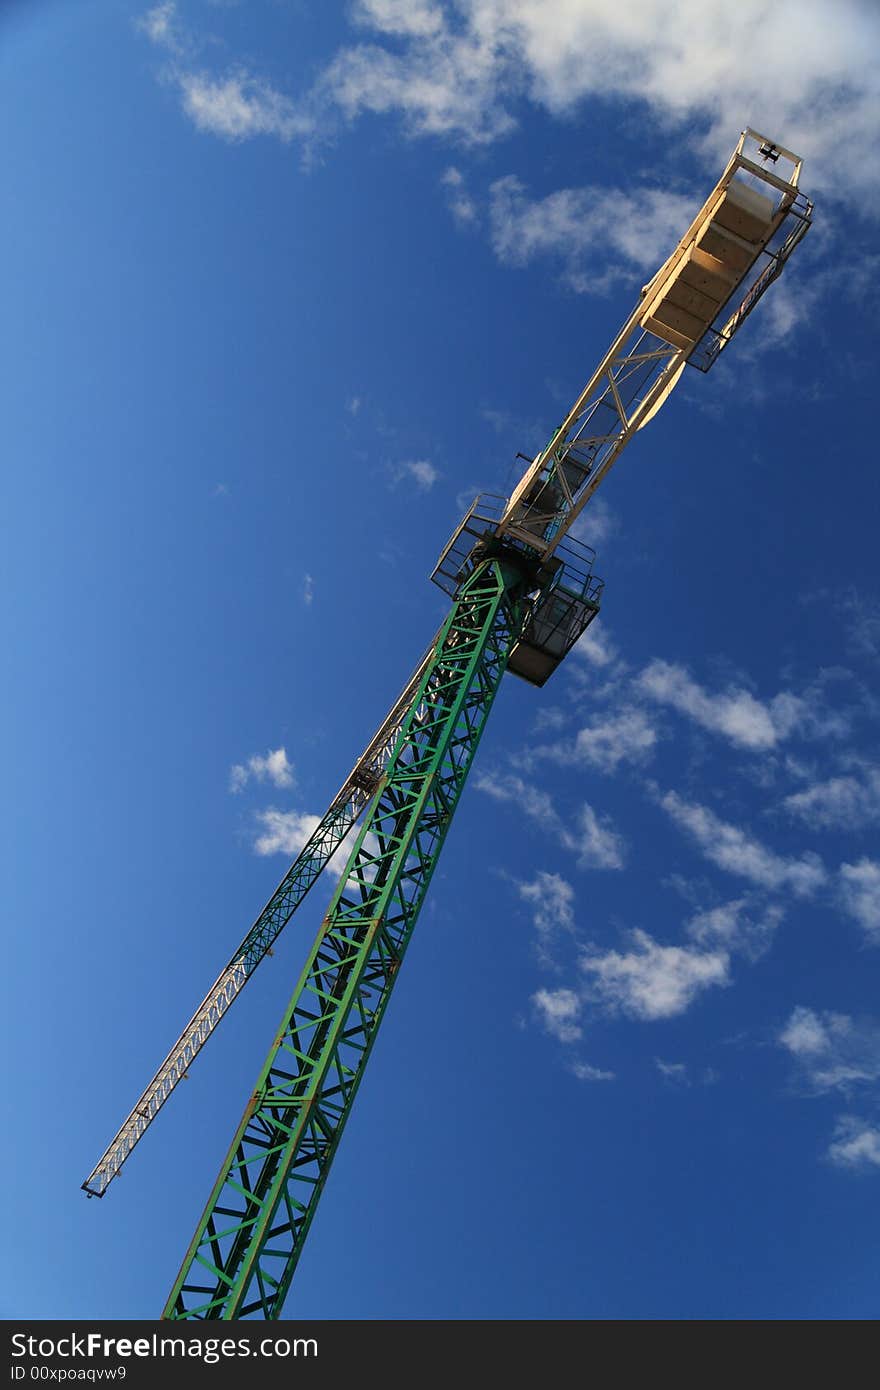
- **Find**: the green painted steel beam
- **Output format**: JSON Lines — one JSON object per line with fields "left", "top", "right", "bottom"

{"left": 163, "top": 556, "right": 531, "bottom": 1319}
{"left": 82, "top": 641, "right": 438, "bottom": 1198}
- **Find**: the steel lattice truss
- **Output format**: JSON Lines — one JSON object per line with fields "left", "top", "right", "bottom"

{"left": 82, "top": 641, "right": 437, "bottom": 1197}
{"left": 163, "top": 557, "right": 528, "bottom": 1319}
{"left": 500, "top": 322, "right": 685, "bottom": 556}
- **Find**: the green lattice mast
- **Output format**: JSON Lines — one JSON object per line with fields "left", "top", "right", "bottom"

{"left": 164, "top": 552, "right": 542, "bottom": 1317}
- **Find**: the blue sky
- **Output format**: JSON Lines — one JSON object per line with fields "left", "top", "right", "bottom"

{"left": 3, "top": 1, "right": 879, "bottom": 1321}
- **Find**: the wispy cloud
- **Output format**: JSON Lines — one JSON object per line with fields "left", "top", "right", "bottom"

{"left": 782, "top": 765, "right": 880, "bottom": 832}
{"left": 352, "top": 0, "right": 445, "bottom": 39}
{"left": 391, "top": 458, "right": 441, "bottom": 489}
{"left": 516, "top": 871, "right": 575, "bottom": 954}
{"left": 489, "top": 177, "right": 698, "bottom": 293}
{"left": 230, "top": 747, "right": 295, "bottom": 794}
{"left": 474, "top": 769, "right": 557, "bottom": 830}
{"left": 685, "top": 897, "right": 784, "bottom": 963}
{"left": 302, "top": 573, "right": 315, "bottom": 606}
{"left": 475, "top": 771, "right": 625, "bottom": 869}
{"left": 522, "top": 708, "right": 656, "bottom": 777}
{"left": 571, "top": 622, "right": 619, "bottom": 670}
{"left": 566, "top": 495, "right": 618, "bottom": 552}
{"left": 637, "top": 660, "right": 803, "bottom": 752}
{"left": 778, "top": 1007, "right": 880, "bottom": 1173}
{"left": 136, "top": 1, "right": 181, "bottom": 52}
{"left": 778, "top": 1005, "right": 831, "bottom": 1059}
{"left": 573, "top": 709, "right": 658, "bottom": 774}
{"left": 580, "top": 929, "right": 729, "bottom": 1021}
{"left": 313, "top": 11, "right": 515, "bottom": 146}
{"left": 532, "top": 986, "right": 582, "bottom": 1043}
{"left": 654, "top": 1058, "right": 719, "bottom": 1086}
{"left": 252, "top": 806, "right": 373, "bottom": 881}
{"left": 178, "top": 70, "right": 314, "bottom": 143}
{"left": 138, "top": 6, "right": 316, "bottom": 143}
{"left": 137, "top": 1, "right": 880, "bottom": 209}
{"left": 772, "top": 1000, "right": 878, "bottom": 1095}
{"left": 778, "top": 1006, "right": 880, "bottom": 1093}
{"left": 253, "top": 806, "right": 317, "bottom": 855}
{"left": 575, "top": 803, "right": 626, "bottom": 870}
{"left": 655, "top": 1058, "right": 690, "bottom": 1085}
{"left": 838, "top": 858, "right": 880, "bottom": 943}
{"left": 570, "top": 1059, "right": 615, "bottom": 1082}
{"left": 660, "top": 791, "right": 826, "bottom": 897}
{"left": 441, "top": 165, "right": 478, "bottom": 224}
{"left": 841, "top": 589, "right": 880, "bottom": 662}
{"left": 827, "top": 1117, "right": 880, "bottom": 1171}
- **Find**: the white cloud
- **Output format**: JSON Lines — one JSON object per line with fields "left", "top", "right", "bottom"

{"left": 783, "top": 767, "right": 880, "bottom": 832}
{"left": 580, "top": 929, "right": 729, "bottom": 1020}
{"left": 314, "top": 15, "right": 515, "bottom": 146}
{"left": 485, "top": 0, "right": 880, "bottom": 204}
{"left": 655, "top": 1058, "right": 719, "bottom": 1086}
{"left": 572, "top": 709, "right": 658, "bottom": 774}
{"left": 542, "top": 711, "right": 653, "bottom": 778}
{"left": 570, "top": 1059, "right": 615, "bottom": 1082}
{"left": 533, "top": 706, "right": 567, "bottom": 733}
{"left": 841, "top": 589, "right": 880, "bottom": 662}
{"left": 660, "top": 791, "right": 826, "bottom": 897}
{"left": 253, "top": 807, "right": 373, "bottom": 881}
{"left": 137, "top": 2, "right": 180, "bottom": 51}
{"left": 566, "top": 494, "right": 617, "bottom": 551}
{"left": 475, "top": 769, "right": 558, "bottom": 829}
{"left": 655, "top": 1058, "right": 690, "bottom": 1085}
{"left": 575, "top": 803, "right": 626, "bottom": 870}
{"left": 778, "top": 1006, "right": 880, "bottom": 1092}
{"left": 475, "top": 772, "right": 625, "bottom": 869}
{"left": 525, "top": 707, "right": 655, "bottom": 775}
{"left": 334, "top": 824, "right": 381, "bottom": 886}
{"left": 393, "top": 458, "right": 440, "bottom": 489}
{"left": 389, "top": 3, "right": 877, "bottom": 205}
{"left": 532, "top": 987, "right": 582, "bottom": 1043}
{"left": 637, "top": 660, "right": 804, "bottom": 751}
{"left": 346, "top": 395, "right": 363, "bottom": 415}
{"left": 230, "top": 747, "right": 295, "bottom": 794}
{"left": 750, "top": 273, "right": 823, "bottom": 351}
{"left": 685, "top": 898, "right": 784, "bottom": 963}
{"left": 838, "top": 858, "right": 880, "bottom": 943}
{"left": 441, "top": 165, "right": 478, "bottom": 223}
{"left": 141, "top": 2, "right": 880, "bottom": 210}
{"left": 353, "top": 0, "right": 445, "bottom": 38}
{"left": 828, "top": 1117, "right": 880, "bottom": 1171}
{"left": 253, "top": 807, "right": 319, "bottom": 856}
{"left": 518, "top": 871, "right": 574, "bottom": 930}
{"left": 517, "top": 871, "right": 575, "bottom": 957}
{"left": 571, "top": 623, "right": 618, "bottom": 669}
{"left": 489, "top": 177, "right": 698, "bottom": 292}
{"left": 779, "top": 1005, "right": 838, "bottom": 1058}
{"left": 302, "top": 573, "right": 315, "bottom": 606}
{"left": 178, "top": 71, "right": 314, "bottom": 143}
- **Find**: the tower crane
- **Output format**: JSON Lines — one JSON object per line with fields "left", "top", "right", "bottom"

{"left": 84, "top": 129, "right": 812, "bottom": 1318}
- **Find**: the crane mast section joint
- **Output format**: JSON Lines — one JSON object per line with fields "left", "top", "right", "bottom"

{"left": 430, "top": 494, "right": 604, "bottom": 686}
{"left": 497, "top": 128, "right": 812, "bottom": 562}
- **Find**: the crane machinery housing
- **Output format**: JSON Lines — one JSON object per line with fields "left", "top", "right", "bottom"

{"left": 84, "top": 129, "right": 812, "bottom": 1320}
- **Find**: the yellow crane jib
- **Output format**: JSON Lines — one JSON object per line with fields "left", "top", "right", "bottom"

{"left": 429, "top": 129, "right": 812, "bottom": 686}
